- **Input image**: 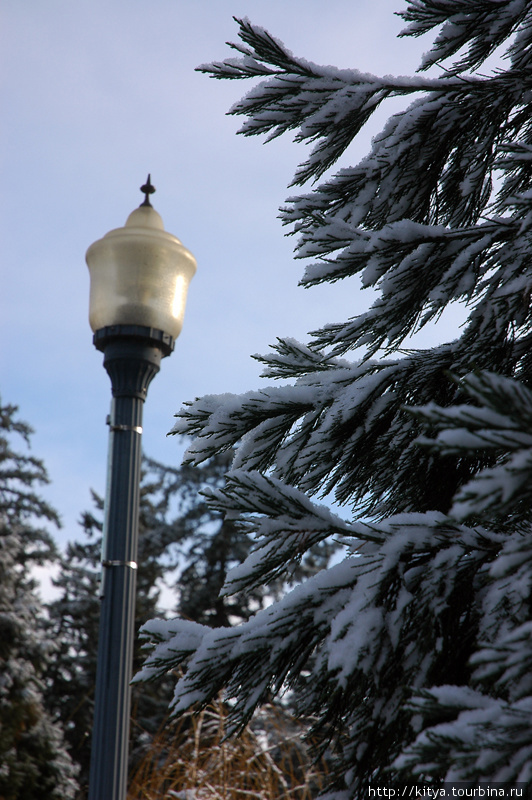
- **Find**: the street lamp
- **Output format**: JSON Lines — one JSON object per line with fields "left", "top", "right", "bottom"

{"left": 86, "top": 176, "right": 196, "bottom": 800}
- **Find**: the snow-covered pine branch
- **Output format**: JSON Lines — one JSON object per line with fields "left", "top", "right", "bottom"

{"left": 200, "top": 16, "right": 532, "bottom": 366}
{"left": 138, "top": 512, "right": 502, "bottom": 790}
{"left": 173, "top": 346, "right": 481, "bottom": 516}
{"left": 400, "top": 0, "right": 530, "bottom": 73}
{"left": 409, "top": 371, "right": 532, "bottom": 522}
{"left": 202, "top": 469, "right": 383, "bottom": 592}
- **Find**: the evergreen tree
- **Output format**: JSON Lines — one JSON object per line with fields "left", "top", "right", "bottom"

{"left": 0, "top": 399, "right": 78, "bottom": 799}
{"left": 138, "top": 5, "right": 532, "bottom": 796}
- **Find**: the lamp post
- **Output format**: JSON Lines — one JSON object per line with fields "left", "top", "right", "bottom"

{"left": 86, "top": 177, "right": 196, "bottom": 800}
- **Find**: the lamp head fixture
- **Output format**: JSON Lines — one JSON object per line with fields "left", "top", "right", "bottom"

{"left": 86, "top": 177, "right": 197, "bottom": 340}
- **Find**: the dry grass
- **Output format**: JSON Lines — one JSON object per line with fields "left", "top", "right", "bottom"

{"left": 128, "top": 700, "right": 328, "bottom": 800}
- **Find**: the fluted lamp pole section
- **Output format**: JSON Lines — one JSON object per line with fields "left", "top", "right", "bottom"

{"left": 86, "top": 177, "right": 196, "bottom": 800}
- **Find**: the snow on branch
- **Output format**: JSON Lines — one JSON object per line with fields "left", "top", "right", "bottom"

{"left": 399, "top": 0, "right": 530, "bottom": 74}
{"left": 408, "top": 371, "right": 532, "bottom": 521}
{"left": 136, "top": 511, "right": 501, "bottom": 785}
{"left": 201, "top": 469, "right": 382, "bottom": 593}
{"left": 137, "top": 557, "right": 362, "bottom": 725}
{"left": 252, "top": 337, "right": 347, "bottom": 380}
{"left": 198, "top": 17, "right": 484, "bottom": 186}
{"left": 170, "top": 349, "right": 495, "bottom": 517}
{"left": 395, "top": 689, "right": 532, "bottom": 784}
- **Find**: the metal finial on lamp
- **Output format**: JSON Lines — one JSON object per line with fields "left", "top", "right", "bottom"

{"left": 140, "top": 173, "right": 156, "bottom": 207}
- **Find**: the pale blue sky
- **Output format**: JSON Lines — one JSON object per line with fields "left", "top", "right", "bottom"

{"left": 1, "top": 1, "right": 442, "bottom": 548}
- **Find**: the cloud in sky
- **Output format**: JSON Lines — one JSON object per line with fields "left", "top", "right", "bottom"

{"left": 2, "top": 0, "right": 442, "bottom": 545}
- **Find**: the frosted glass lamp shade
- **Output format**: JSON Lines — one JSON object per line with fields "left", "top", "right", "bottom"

{"left": 86, "top": 204, "right": 196, "bottom": 339}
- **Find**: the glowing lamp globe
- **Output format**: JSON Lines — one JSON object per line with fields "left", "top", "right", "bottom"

{"left": 86, "top": 178, "right": 196, "bottom": 340}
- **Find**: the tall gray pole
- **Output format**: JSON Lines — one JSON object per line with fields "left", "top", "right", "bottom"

{"left": 88, "top": 325, "right": 173, "bottom": 800}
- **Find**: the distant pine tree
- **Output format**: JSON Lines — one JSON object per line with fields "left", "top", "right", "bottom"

{"left": 146, "top": 450, "right": 335, "bottom": 628}
{"left": 145, "top": 450, "right": 263, "bottom": 627}
{"left": 138, "top": 5, "right": 532, "bottom": 796}
{"left": 0, "top": 399, "right": 77, "bottom": 800}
